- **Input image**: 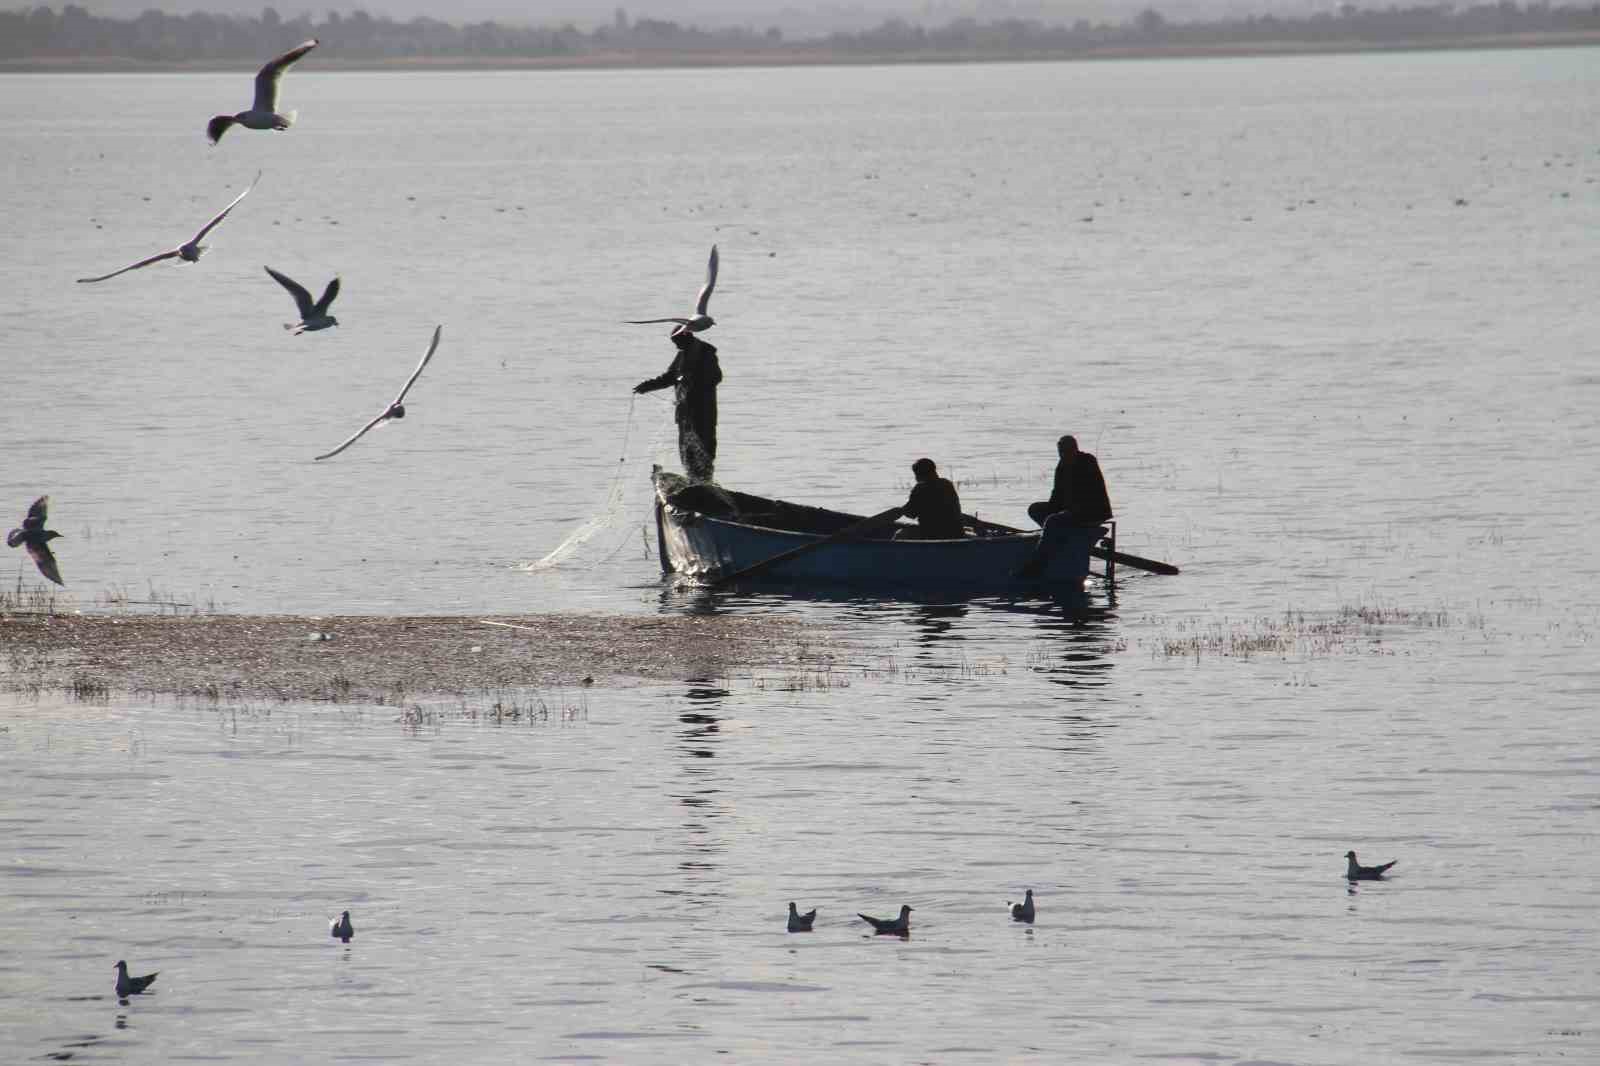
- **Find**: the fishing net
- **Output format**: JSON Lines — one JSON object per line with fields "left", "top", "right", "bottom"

{"left": 521, "top": 393, "right": 676, "bottom": 571}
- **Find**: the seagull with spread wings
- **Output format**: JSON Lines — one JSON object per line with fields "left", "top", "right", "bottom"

{"left": 265, "top": 266, "right": 340, "bottom": 334}
{"left": 7, "top": 496, "right": 64, "bottom": 586}
{"left": 207, "top": 39, "right": 318, "bottom": 145}
{"left": 77, "top": 172, "right": 261, "bottom": 284}
{"left": 626, "top": 244, "right": 718, "bottom": 336}
{"left": 314, "top": 326, "right": 442, "bottom": 461}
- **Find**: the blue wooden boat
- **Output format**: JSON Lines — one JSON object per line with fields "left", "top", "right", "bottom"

{"left": 653, "top": 470, "right": 1109, "bottom": 589}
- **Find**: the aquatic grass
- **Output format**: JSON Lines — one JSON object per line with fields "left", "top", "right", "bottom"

{"left": 67, "top": 672, "right": 111, "bottom": 703}
{"left": 1146, "top": 604, "right": 1484, "bottom": 661}
{"left": 2, "top": 646, "right": 50, "bottom": 700}
{"left": 323, "top": 674, "right": 355, "bottom": 703}
{"left": 96, "top": 582, "right": 206, "bottom": 614}
{"left": 754, "top": 669, "right": 850, "bottom": 692}
{"left": 460, "top": 687, "right": 591, "bottom": 724}
{"left": 1, "top": 576, "right": 64, "bottom": 615}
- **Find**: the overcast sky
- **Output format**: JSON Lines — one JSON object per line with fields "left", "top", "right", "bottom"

{"left": 64, "top": 0, "right": 1335, "bottom": 35}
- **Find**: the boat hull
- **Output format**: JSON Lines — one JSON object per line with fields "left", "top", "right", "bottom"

{"left": 654, "top": 475, "right": 1103, "bottom": 589}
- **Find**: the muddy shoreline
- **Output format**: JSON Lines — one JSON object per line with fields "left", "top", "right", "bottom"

{"left": 0, "top": 611, "right": 844, "bottom": 704}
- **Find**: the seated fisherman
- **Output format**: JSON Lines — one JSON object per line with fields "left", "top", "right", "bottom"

{"left": 1028, "top": 434, "right": 1113, "bottom": 528}
{"left": 897, "top": 457, "right": 964, "bottom": 539}
{"left": 1015, "top": 434, "right": 1112, "bottom": 578}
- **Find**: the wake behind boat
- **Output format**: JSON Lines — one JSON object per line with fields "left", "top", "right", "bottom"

{"left": 653, "top": 470, "right": 1110, "bottom": 590}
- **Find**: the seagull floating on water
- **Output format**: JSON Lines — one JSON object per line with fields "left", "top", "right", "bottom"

{"left": 207, "top": 39, "right": 318, "bottom": 145}
{"left": 626, "top": 244, "right": 718, "bottom": 336}
{"left": 114, "top": 960, "right": 158, "bottom": 997}
{"left": 1345, "top": 850, "right": 1397, "bottom": 881}
{"left": 265, "top": 266, "right": 340, "bottom": 334}
{"left": 7, "top": 496, "right": 63, "bottom": 586}
{"left": 77, "top": 172, "right": 261, "bottom": 283}
{"left": 1009, "top": 888, "right": 1035, "bottom": 923}
{"left": 330, "top": 910, "right": 353, "bottom": 943}
{"left": 313, "top": 325, "right": 441, "bottom": 461}
{"left": 858, "top": 904, "right": 912, "bottom": 936}
{"left": 787, "top": 902, "right": 816, "bottom": 932}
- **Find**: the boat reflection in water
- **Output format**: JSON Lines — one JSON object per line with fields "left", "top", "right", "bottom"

{"left": 662, "top": 678, "right": 731, "bottom": 908}
{"left": 657, "top": 580, "right": 1121, "bottom": 693}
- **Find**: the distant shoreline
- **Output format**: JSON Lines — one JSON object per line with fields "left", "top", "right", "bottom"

{"left": 3, "top": 31, "right": 1598, "bottom": 74}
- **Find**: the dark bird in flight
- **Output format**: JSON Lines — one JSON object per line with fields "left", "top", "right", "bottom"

{"left": 77, "top": 172, "right": 261, "bottom": 283}
{"left": 787, "top": 902, "right": 816, "bottom": 932}
{"left": 1345, "top": 850, "right": 1397, "bottom": 881}
{"left": 114, "top": 960, "right": 158, "bottom": 997}
{"left": 265, "top": 266, "right": 340, "bottom": 334}
{"left": 626, "top": 243, "right": 718, "bottom": 336}
{"left": 330, "top": 910, "right": 354, "bottom": 943}
{"left": 314, "top": 325, "right": 442, "bottom": 461}
{"left": 207, "top": 39, "right": 318, "bottom": 145}
{"left": 7, "top": 496, "right": 63, "bottom": 585}
{"left": 1009, "top": 888, "right": 1035, "bottom": 923}
{"left": 858, "top": 904, "right": 913, "bottom": 936}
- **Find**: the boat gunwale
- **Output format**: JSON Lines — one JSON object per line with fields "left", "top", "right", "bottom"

{"left": 664, "top": 503, "right": 1041, "bottom": 547}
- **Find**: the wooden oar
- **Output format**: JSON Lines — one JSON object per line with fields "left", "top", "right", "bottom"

{"left": 1092, "top": 545, "right": 1179, "bottom": 576}
{"left": 961, "top": 513, "right": 1181, "bottom": 576}
{"left": 710, "top": 508, "right": 904, "bottom": 587}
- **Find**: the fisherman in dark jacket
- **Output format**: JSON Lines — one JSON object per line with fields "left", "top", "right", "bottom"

{"left": 1016, "top": 434, "right": 1112, "bottom": 578}
{"left": 1028, "top": 435, "right": 1112, "bottom": 527}
{"left": 897, "top": 457, "right": 964, "bottom": 539}
{"left": 635, "top": 331, "right": 723, "bottom": 483}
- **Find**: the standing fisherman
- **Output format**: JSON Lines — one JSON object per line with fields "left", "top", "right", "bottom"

{"left": 634, "top": 331, "right": 723, "bottom": 483}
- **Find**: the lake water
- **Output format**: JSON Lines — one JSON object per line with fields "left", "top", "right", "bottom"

{"left": 3, "top": 48, "right": 1599, "bottom": 1062}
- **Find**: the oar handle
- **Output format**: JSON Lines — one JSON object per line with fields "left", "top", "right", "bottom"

{"left": 961, "top": 512, "right": 1180, "bottom": 575}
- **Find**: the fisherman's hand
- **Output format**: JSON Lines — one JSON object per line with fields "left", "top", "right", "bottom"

{"left": 632, "top": 380, "right": 650, "bottom": 394}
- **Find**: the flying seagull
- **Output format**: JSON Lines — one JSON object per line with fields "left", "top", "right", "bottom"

{"left": 1009, "top": 888, "right": 1035, "bottom": 923}
{"left": 114, "top": 960, "right": 158, "bottom": 998}
{"left": 265, "top": 266, "right": 340, "bottom": 334}
{"left": 7, "top": 496, "right": 63, "bottom": 586}
{"left": 314, "top": 325, "right": 442, "bottom": 461}
{"left": 858, "top": 904, "right": 913, "bottom": 936}
{"left": 77, "top": 172, "right": 261, "bottom": 284}
{"left": 207, "top": 39, "right": 318, "bottom": 145}
{"left": 1345, "top": 850, "right": 1397, "bottom": 881}
{"left": 626, "top": 244, "right": 718, "bottom": 336}
{"left": 330, "top": 910, "right": 354, "bottom": 943}
{"left": 787, "top": 902, "right": 816, "bottom": 932}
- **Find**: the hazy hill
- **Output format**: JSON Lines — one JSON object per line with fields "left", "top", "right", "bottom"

{"left": 46, "top": 0, "right": 1343, "bottom": 37}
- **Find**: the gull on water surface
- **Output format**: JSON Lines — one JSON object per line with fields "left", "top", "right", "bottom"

{"left": 626, "top": 243, "right": 718, "bottom": 336}
{"left": 114, "top": 960, "right": 158, "bottom": 997}
{"left": 77, "top": 172, "right": 261, "bottom": 283}
{"left": 1009, "top": 888, "right": 1035, "bottom": 923}
{"left": 265, "top": 266, "right": 340, "bottom": 334}
{"left": 7, "top": 496, "right": 64, "bottom": 586}
{"left": 207, "top": 39, "right": 318, "bottom": 145}
{"left": 330, "top": 910, "right": 354, "bottom": 942}
{"left": 787, "top": 902, "right": 816, "bottom": 932}
{"left": 1345, "top": 850, "right": 1397, "bottom": 881}
{"left": 858, "top": 905, "right": 913, "bottom": 936}
{"left": 314, "top": 325, "right": 442, "bottom": 461}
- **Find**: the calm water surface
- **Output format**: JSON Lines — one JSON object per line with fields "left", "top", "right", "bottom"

{"left": 2, "top": 49, "right": 1599, "bottom": 1062}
